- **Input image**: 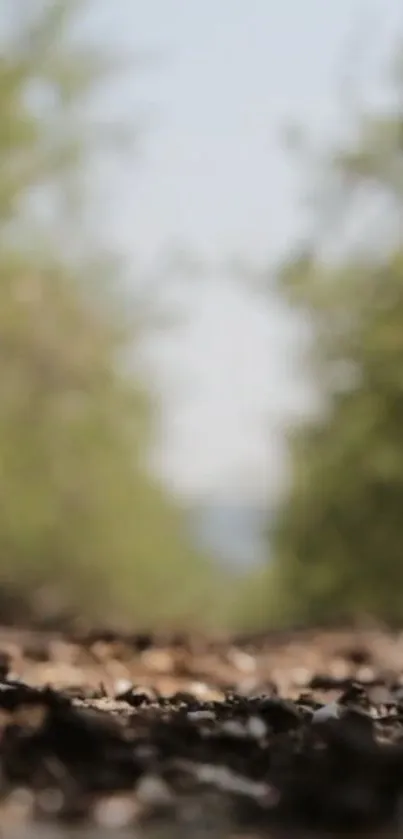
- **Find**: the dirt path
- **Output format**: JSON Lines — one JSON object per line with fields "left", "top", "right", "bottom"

{"left": 0, "top": 626, "right": 403, "bottom": 837}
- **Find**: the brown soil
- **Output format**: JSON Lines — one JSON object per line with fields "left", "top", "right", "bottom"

{"left": 1, "top": 625, "right": 403, "bottom": 837}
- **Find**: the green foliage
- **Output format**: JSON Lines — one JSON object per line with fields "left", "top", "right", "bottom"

{"left": 273, "top": 45, "right": 403, "bottom": 626}
{"left": 236, "top": 42, "right": 403, "bottom": 628}
{"left": 0, "top": 0, "right": 220, "bottom": 629}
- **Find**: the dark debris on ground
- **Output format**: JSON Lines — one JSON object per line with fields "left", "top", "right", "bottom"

{"left": 0, "top": 627, "right": 403, "bottom": 836}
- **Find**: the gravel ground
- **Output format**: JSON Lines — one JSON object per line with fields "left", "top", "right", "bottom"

{"left": 1, "top": 625, "right": 403, "bottom": 837}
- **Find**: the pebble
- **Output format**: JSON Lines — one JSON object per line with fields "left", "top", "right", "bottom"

{"left": 136, "top": 775, "right": 173, "bottom": 806}
{"left": 228, "top": 649, "right": 257, "bottom": 673}
{"left": 221, "top": 719, "right": 246, "bottom": 737}
{"left": 312, "top": 701, "right": 341, "bottom": 723}
{"left": 247, "top": 715, "right": 267, "bottom": 739}
{"left": 292, "top": 667, "right": 311, "bottom": 687}
{"left": 193, "top": 763, "right": 275, "bottom": 801}
{"left": 94, "top": 794, "right": 138, "bottom": 828}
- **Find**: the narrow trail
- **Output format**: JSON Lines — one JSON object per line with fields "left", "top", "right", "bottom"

{"left": 0, "top": 625, "right": 403, "bottom": 838}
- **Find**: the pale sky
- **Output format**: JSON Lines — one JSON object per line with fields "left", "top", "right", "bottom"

{"left": 83, "top": 0, "right": 401, "bottom": 502}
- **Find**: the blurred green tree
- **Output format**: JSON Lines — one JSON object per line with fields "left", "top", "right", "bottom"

{"left": 0, "top": 0, "right": 220, "bottom": 629}
{"left": 235, "top": 43, "right": 403, "bottom": 628}
{"left": 272, "top": 45, "right": 403, "bottom": 626}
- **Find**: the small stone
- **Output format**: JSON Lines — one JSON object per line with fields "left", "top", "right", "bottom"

{"left": 356, "top": 666, "right": 375, "bottom": 683}
{"left": 189, "top": 681, "right": 224, "bottom": 702}
{"left": 228, "top": 648, "right": 256, "bottom": 673}
{"left": 221, "top": 719, "right": 246, "bottom": 737}
{"left": 312, "top": 701, "right": 340, "bottom": 723}
{"left": 136, "top": 775, "right": 173, "bottom": 806}
{"left": 188, "top": 710, "right": 215, "bottom": 721}
{"left": 141, "top": 649, "right": 173, "bottom": 673}
{"left": 330, "top": 660, "right": 350, "bottom": 680}
{"left": 114, "top": 678, "right": 132, "bottom": 696}
{"left": 247, "top": 715, "right": 267, "bottom": 739}
{"left": 94, "top": 794, "right": 138, "bottom": 828}
{"left": 292, "top": 667, "right": 311, "bottom": 687}
{"left": 37, "top": 787, "right": 64, "bottom": 815}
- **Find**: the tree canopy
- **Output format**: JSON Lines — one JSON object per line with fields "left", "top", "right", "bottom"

{"left": 234, "top": 40, "right": 403, "bottom": 629}
{"left": 0, "top": 0, "right": 220, "bottom": 629}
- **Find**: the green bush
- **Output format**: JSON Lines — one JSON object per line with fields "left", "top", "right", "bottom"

{"left": 0, "top": 1, "right": 222, "bottom": 629}
{"left": 235, "top": 44, "right": 403, "bottom": 630}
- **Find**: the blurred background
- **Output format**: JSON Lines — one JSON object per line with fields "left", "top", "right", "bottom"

{"left": 0, "top": 0, "right": 402, "bottom": 632}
